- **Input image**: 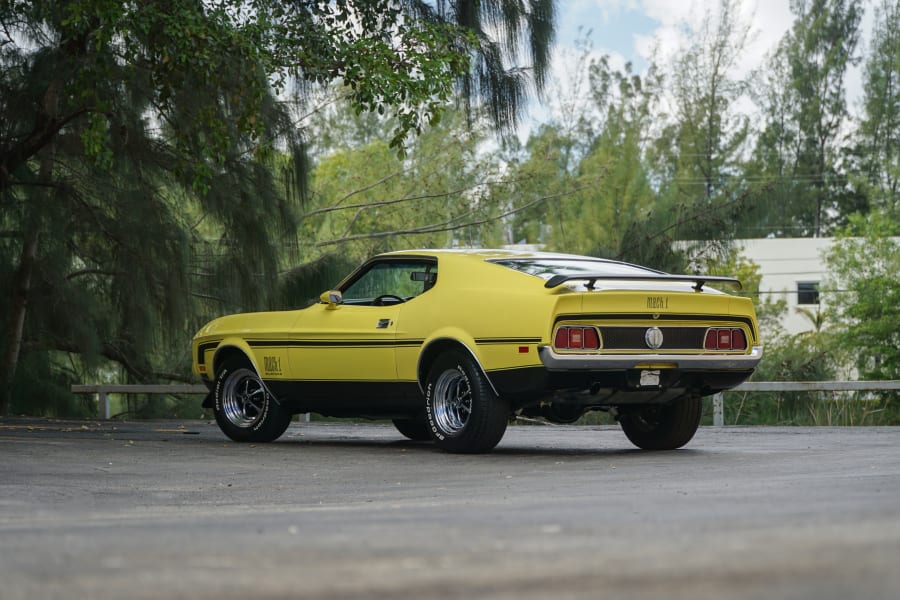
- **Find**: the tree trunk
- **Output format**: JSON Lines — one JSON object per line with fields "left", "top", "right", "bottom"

{"left": 0, "top": 74, "right": 61, "bottom": 416}
{"left": 0, "top": 227, "right": 39, "bottom": 416}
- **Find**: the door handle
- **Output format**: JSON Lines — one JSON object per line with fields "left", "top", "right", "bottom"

{"left": 376, "top": 319, "right": 392, "bottom": 329}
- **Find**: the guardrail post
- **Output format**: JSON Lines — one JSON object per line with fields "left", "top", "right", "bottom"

{"left": 712, "top": 393, "right": 724, "bottom": 427}
{"left": 99, "top": 387, "right": 111, "bottom": 420}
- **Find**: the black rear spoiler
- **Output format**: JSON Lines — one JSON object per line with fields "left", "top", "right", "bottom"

{"left": 543, "top": 274, "right": 742, "bottom": 292}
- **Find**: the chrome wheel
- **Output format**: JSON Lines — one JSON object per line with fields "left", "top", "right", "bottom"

{"left": 213, "top": 357, "right": 291, "bottom": 443}
{"left": 425, "top": 352, "right": 510, "bottom": 453}
{"left": 431, "top": 367, "right": 473, "bottom": 436}
{"left": 221, "top": 368, "right": 267, "bottom": 428}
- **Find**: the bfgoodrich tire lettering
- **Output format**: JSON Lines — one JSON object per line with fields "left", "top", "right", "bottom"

{"left": 618, "top": 395, "right": 702, "bottom": 450}
{"left": 425, "top": 351, "right": 509, "bottom": 453}
{"left": 213, "top": 356, "right": 291, "bottom": 443}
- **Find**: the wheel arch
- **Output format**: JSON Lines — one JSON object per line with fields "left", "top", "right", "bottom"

{"left": 212, "top": 340, "right": 261, "bottom": 376}
{"left": 209, "top": 342, "right": 286, "bottom": 409}
{"left": 417, "top": 336, "right": 498, "bottom": 397}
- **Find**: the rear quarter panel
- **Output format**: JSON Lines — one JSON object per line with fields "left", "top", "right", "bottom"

{"left": 395, "top": 258, "right": 560, "bottom": 381}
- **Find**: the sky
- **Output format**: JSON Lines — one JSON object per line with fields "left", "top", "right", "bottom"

{"left": 524, "top": 0, "right": 876, "bottom": 135}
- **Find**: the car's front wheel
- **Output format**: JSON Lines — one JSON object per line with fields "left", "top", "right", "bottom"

{"left": 618, "top": 395, "right": 702, "bottom": 450}
{"left": 213, "top": 356, "right": 291, "bottom": 443}
{"left": 425, "top": 352, "right": 509, "bottom": 453}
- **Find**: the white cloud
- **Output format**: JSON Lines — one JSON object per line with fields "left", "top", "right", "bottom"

{"left": 523, "top": 0, "right": 876, "bottom": 139}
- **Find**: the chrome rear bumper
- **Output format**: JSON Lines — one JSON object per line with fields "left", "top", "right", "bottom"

{"left": 538, "top": 345, "right": 763, "bottom": 371}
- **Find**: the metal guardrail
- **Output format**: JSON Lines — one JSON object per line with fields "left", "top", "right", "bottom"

{"left": 711, "top": 380, "right": 900, "bottom": 426}
{"left": 71, "top": 384, "right": 207, "bottom": 419}
{"left": 72, "top": 381, "right": 900, "bottom": 423}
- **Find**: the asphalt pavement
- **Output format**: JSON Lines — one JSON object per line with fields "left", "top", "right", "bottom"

{"left": 1, "top": 419, "right": 898, "bottom": 599}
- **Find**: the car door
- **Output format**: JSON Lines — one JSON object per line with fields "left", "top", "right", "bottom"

{"left": 286, "top": 303, "right": 402, "bottom": 383}
{"left": 285, "top": 257, "right": 437, "bottom": 385}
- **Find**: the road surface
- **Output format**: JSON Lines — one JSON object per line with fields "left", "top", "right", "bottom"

{"left": 1, "top": 419, "right": 898, "bottom": 599}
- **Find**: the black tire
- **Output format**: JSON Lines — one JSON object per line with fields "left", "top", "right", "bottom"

{"left": 213, "top": 356, "right": 291, "bottom": 443}
{"left": 424, "top": 351, "right": 509, "bottom": 453}
{"left": 618, "top": 396, "right": 702, "bottom": 450}
{"left": 392, "top": 415, "right": 431, "bottom": 441}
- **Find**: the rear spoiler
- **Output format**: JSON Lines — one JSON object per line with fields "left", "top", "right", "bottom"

{"left": 543, "top": 274, "right": 742, "bottom": 292}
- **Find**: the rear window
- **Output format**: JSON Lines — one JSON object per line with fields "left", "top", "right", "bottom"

{"left": 491, "top": 258, "right": 661, "bottom": 283}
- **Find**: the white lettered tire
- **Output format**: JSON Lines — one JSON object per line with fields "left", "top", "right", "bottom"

{"left": 213, "top": 356, "right": 291, "bottom": 443}
{"left": 425, "top": 351, "right": 509, "bottom": 453}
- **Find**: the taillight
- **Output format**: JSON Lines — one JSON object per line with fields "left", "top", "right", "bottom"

{"left": 704, "top": 328, "right": 748, "bottom": 351}
{"left": 554, "top": 328, "right": 568, "bottom": 348}
{"left": 554, "top": 326, "right": 600, "bottom": 351}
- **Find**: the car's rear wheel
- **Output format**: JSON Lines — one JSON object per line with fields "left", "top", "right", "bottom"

{"left": 618, "top": 395, "right": 702, "bottom": 450}
{"left": 425, "top": 351, "right": 509, "bottom": 453}
{"left": 392, "top": 415, "right": 431, "bottom": 441}
{"left": 213, "top": 356, "right": 291, "bottom": 443}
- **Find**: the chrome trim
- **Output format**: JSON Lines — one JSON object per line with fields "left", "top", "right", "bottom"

{"left": 538, "top": 345, "right": 763, "bottom": 371}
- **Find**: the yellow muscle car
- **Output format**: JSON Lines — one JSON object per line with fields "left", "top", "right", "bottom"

{"left": 192, "top": 249, "right": 762, "bottom": 453}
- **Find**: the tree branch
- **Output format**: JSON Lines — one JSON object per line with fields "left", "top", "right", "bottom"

{"left": 315, "top": 184, "right": 595, "bottom": 247}
{"left": 303, "top": 175, "right": 538, "bottom": 219}
{"left": 616, "top": 184, "right": 764, "bottom": 260}
{"left": 27, "top": 340, "right": 194, "bottom": 384}
{"left": 66, "top": 269, "right": 123, "bottom": 281}
{"left": 0, "top": 107, "right": 92, "bottom": 190}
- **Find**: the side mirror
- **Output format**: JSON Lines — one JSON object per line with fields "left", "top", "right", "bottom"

{"left": 320, "top": 290, "right": 343, "bottom": 309}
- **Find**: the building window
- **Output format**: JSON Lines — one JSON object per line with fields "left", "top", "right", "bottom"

{"left": 797, "top": 281, "right": 820, "bottom": 305}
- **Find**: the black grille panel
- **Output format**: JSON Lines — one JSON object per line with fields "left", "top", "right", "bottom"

{"left": 599, "top": 327, "right": 706, "bottom": 350}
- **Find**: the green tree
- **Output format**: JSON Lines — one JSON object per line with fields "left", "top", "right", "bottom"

{"left": 850, "top": 0, "right": 900, "bottom": 222}
{"left": 824, "top": 214, "right": 900, "bottom": 380}
{"left": 749, "top": 0, "right": 863, "bottom": 237}
{"left": 548, "top": 58, "right": 658, "bottom": 258}
{"left": 619, "top": 0, "right": 752, "bottom": 270}
{"left": 302, "top": 109, "right": 500, "bottom": 258}
{"left": 0, "top": 0, "right": 559, "bottom": 416}
{"left": 494, "top": 123, "right": 582, "bottom": 246}
{"left": 743, "top": 45, "right": 806, "bottom": 237}
{"left": 789, "top": 0, "right": 864, "bottom": 234}
{"left": 1, "top": 0, "right": 306, "bottom": 416}
{"left": 666, "top": 0, "right": 751, "bottom": 207}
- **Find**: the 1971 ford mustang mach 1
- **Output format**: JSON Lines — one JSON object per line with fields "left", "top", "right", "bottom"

{"left": 192, "top": 249, "right": 762, "bottom": 453}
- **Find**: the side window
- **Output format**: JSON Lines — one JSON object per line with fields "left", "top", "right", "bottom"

{"left": 341, "top": 260, "right": 437, "bottom": 305}
{"left": 797, "top": 281, "right": 820, "bottom": 305}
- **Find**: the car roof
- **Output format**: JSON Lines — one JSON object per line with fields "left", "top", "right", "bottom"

{"left": 378, "top": 248, "right": 627, "bottom": 264}
{"left": 376, "top": 249, "right": 658, "bottom": 277}
{"left": 369, "top": 249, "right": 740, "bottom": 293}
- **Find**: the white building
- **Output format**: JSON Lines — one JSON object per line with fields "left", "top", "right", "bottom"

{"left": 733, "top": 238, "right": 834, "bottom": 336}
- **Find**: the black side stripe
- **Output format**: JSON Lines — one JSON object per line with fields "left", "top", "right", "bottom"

{"left": 201, "top": 336, "right": 544, "bottom": 364}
